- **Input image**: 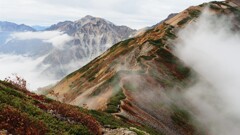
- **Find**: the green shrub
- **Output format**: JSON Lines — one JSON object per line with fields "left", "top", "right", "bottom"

{"left": 68, "top": 125, "right": 92, "bottom": 135}
{"left": 189, "top": 10, "right": 201, "bottom": 18}
{"left": 149, "top": 39, "right": 164, "bottom": 47}
{"left": 176, "top": 64, "right": 191, "bottom": 77}
{"left": 171, "top": 105, "right": 191, "bottom": 126}
{"left": 2, "top": 87, "right": 25, "bottom": 98}
{"left": 89, "top": 110, "right": 128, "bottom": 128}
{"left": 177, "top": 17, "right": 191, "bottom": 26}
{"left": 105, "top": 90, "right": 126, "bottom": 113}
{"left": 164, "top": 26, "right": 177, "bottom": 39}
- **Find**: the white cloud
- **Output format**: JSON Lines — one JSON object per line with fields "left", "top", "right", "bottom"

{"left": 0, "top": 54, "right": 57, "bottom": 90}
{"left": 10, "top": 31, "right": 73, "bottom": 48}
{"left": 174, "top": 9, "right": 240, "bottom": 135}
{"left": 45, "top": 33, "right": 73, "bottom": 49}
{"left": 0, "top": 0, "right": 220, "bottom": 29}
{"left": 10, "top": 31, "right": 62, "bottom": 40}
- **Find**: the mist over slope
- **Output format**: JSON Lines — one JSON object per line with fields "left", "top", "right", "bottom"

{"left": 174, "top": 8, "right": 240, "bottom": 135}
{"left": 46, "top": 1, "right": 240, "bottom": 135}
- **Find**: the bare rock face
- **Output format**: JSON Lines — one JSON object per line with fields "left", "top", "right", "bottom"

{"left": 103, "top": 127, "right": 150, "bottom": 135}
{"left": 103, "top": 128, "right": 137, "bottom": 135}
{"left": 0, "top": 16, "right": 136, "bottom": 90}
{"left": 42, "top": 15, "right": 136, "bottom": 78}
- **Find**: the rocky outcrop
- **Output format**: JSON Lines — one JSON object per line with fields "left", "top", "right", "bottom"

{"left": 42, "top": 15, "right": 136, "bottom": 78}
{"left": 103, "top": 128, "right": 137, "bottom": 135}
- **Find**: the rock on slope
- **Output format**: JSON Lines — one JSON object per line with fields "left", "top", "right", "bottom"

{"left": 46, "top": 1, "right": 240, "bottom": 135}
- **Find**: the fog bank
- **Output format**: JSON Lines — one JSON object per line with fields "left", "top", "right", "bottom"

{"left": 174, "top": 9, "right": 240, "bottom": 135}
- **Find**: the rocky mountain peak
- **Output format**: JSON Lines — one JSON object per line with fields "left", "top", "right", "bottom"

{"left": 81, "top": 15, "right": 97, "bottom": 21}
{"left": 41, "top": 15, "right": 136, "bottom": 78}
{"left": 74, "top": 15, "right": 114, "bottom": 28}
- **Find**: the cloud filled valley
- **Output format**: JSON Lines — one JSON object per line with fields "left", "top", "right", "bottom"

{"left": 9, "top": 31, "right": 73, "bottom": 49}
{"left": 0, "top": 16, "right": 136, "bottom": 90}
{"left": 0, "top": 54, "right": 56, "bottom": 90}
{"left": 0, "top": 30, "right": 73, "bottom": 90}
{"left": 0, "top": 29, "right": 106, "bottom": 90}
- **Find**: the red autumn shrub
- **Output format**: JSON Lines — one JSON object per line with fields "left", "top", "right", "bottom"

{"left": 49, "top": 102, "right": 102, "bottom": 135}
{"left": 0, "top": 105, "right": 47, "bottom": 135}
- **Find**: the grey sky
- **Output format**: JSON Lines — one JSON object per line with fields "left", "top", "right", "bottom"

{"left": 0, "top": 0, "right": 218, "bottom": 29}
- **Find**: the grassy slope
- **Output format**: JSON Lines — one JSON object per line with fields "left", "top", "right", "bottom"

{"left": 0, "top": 80, "right": 100, "bottom": 135}
{"left": 43, "top": 1, "right": 240, "bottom": 135}
{"left": 0, "top": 81, "right": 159, "bottom": 135}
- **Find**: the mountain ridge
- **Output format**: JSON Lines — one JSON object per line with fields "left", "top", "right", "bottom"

{"left": 0, "top": 21, "right": 35, "bottom": 32}
{"left": 0, "top": 16, "right": 136, "bottom": 83}
{"left": 46, "top": 1, "right": 240, "bottom": 135}
{"left": 41, "top": 15, "right": 136, "bottom": 78}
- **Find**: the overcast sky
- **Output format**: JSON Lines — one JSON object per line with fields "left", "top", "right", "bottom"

{"left": 0, "top": 0, "right": 218, "bottom": 29}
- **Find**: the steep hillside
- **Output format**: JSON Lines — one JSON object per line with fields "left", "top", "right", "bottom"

{"left": 0, "top": 80, "right": 100, "bottom": 134}
{"left": 47, "top": 1, "right": 240, "bottom": 135}
{"left": 0, "top": 80, "right": 157, "bottom": 135}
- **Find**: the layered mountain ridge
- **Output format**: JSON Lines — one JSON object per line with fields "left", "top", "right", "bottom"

{"left": 42, "top": 15, "right": 136, "bottom": 78}
{"left": 0, "top": 21, "right": 35, "bottom": 32}
{"left": 46, "top": 1, "right": 240, "bottom": 135}
{"left": 0, "top": 16, "right": 136, "bottom": 85}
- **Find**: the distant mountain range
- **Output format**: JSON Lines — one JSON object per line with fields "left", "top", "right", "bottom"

{"left": 0, "top": 16, "right": 136, "bottom": 79}
{"left": 0, "top": 21, "right": 49, "bottom": 32}
{"left": 0, "top": 21, "right": 35, "bottom": 32}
